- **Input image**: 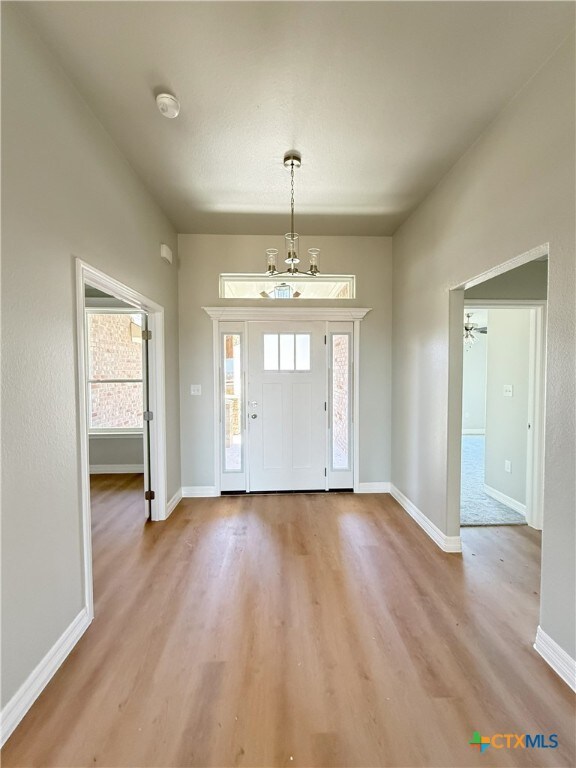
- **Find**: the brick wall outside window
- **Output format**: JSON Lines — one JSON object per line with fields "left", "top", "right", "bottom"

{"left": 332, "top": 334, "right": 350, "bottom": 468}
{"left": 87, "top": 313, "right": 143, "bottom": 429}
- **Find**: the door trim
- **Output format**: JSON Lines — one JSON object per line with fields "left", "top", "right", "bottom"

{"left": 446, "top": 242, "right": 548, "bottom": 537}
{"left": 76, "top": 260, "right": 169, "bottom": 620}
{"left": 205, "top": 307, "right": 371, "bottom": 494}
{"left": 203, "top": 307, "right": 371, "bottom": 321}
{"left": 463, "top": 299, "right": 547, "bottom": 529}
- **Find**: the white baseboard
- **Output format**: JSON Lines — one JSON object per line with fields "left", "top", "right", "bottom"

{"left": 356, "top": 482, "right": 391, "bottom": 493}
{"left": 484, "top": 483, "right": 526, "bottom": 515}
{"left": 89, "top": 464, "right": 144, "bottom": 474}
{"left": 534, "top": 625, "right": 576, "bottom": 691}
{"left": 166, "top": 488, "right": 183, "bottom": 517}
{"left": 390, "top": 485, "right": 462, "bottom": 553}
{"left": 462, "top": 429, "right": 485, "bottom": 435}
{"left": 181, "top": 486, "right": 219, "bottom": 498}
{"left": 0, "top": 607, "right": 92, "bottom": 747}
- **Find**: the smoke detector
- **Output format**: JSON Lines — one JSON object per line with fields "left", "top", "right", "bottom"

{"left": 156, "top": 93, "right": 180, "bottom": 119}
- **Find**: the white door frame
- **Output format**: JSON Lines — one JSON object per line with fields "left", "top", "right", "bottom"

{"left": 203, "top": 307, "right": 371, "bottom": 494}
{"left": 76, "top": 260, "right": 168, "bottom": 619}
{"left": 446, "top": 243, "right": 548, "bottom": 535}
{"left": 463, "top": 299, "right": 546, "bottom": 529}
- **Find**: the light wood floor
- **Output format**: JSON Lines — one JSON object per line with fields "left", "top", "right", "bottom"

{"left": 3, "top": 475, "right": 574, "bottom": 767}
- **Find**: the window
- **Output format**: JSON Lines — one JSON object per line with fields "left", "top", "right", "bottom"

{"left": 86, "top": 312, "right": 144, "bottom": 432}
{"left": 223, "top": 333, "right": 243, "bottom": 472}
{"left": 220, "top": 274, "right": 355, "bottom": 299}
{"left": 331, "top": 333, "right": 351, "bottom": 470}
{"left": 263, "top": 334, "right": 311, "bottom": 371}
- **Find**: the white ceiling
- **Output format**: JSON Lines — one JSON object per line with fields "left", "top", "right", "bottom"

{"left": 20, "top": 2, "right": 574, "bottom": 236}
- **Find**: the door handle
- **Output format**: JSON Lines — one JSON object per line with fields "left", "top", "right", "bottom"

{"left": 250, "top": 413, "right": 258, "bottom": 419}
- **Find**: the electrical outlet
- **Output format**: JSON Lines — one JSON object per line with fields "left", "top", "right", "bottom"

{"left": 503, "top": 384, "right": 514, "bottom": 397}
{"left": 190, "top": 384, "right": 201, "bottom": 396}
{"left": 505, "top": 460, "right": 512, "bottom": 473}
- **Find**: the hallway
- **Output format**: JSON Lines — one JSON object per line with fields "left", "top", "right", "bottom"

{"left": 2, "top": 476, "right": 574, "bottom": 767}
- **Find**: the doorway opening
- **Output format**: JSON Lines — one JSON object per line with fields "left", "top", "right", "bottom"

{"left": 460, "top": 302, "right": 546, "bottom": 527}
{"left": 85, "top": 294, "right": 148, "bottom": 504}
{"left": 76, "top": 260, "right": 168, "bottom": 620}
{"left": 448, "top": 245, "right": 548, "bottom": 529}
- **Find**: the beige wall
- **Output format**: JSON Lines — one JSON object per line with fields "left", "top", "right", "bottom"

{"left": 392, "top": 34, "right": 575, "bottom": 658}
{"left": 484, "top": 309, "right": 531, "bottom": 505}
{"left": 178, "top": 234, "right": 392, "bottom": 487}
{"left": 89, "top": 436, "right": 144, "bottom": 468}
{"left": 466, "top": 259, "right": 548, "bottom": 300}
{"left": 1, "top": 7, "right": 180, "bottom": 706}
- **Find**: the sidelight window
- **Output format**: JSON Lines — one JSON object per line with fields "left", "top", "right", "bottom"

{"left": 331, "top": 333, "right": 351, "bottom": 471}
{"left": 222, "top": 333, "right": 243, "bottom": 472}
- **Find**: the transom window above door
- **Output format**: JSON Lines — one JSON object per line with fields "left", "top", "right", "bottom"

{"left": 219, "top": 274, "right": 355, "bottom": 299}
{"left": 263, "top": 333, "right": 311, "bottom": 371}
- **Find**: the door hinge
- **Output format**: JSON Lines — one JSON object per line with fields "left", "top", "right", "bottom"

{"left": 324, "top": 335, "right": 327, "bottom": 344}
{"left": 324, "top": 468, "right": 327, "bottom": 477}
{"left": 145, "top": 490, "right": 155, "bottom": 501}
{"left": 142, "top": 330, "right": 152, "bottom": 341}
{"left": 324, "top": 401, "right": 327, "bottom": 411}
{"left": 143, "top": 411, "right": 154, "bottom": 421}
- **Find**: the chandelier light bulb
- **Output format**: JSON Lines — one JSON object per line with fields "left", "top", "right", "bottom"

{"left": 266, "top": 248, "right": 279, "bottom": 275}
{"left": 308, "top": 248, "right": 320, "bottom": 275}
{"left": 285, "top": 233, "right": 300, "bottom": 270}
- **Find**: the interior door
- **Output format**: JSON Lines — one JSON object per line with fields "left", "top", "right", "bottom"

{"left": 247, "top": 322, "right": 326, "bottom": 491}
{"left": 141, "top": 312, "right": 153, "bottom": 519}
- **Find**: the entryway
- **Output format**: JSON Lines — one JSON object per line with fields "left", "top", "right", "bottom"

{"left": 205, "top": 307, "right": 370, "bottom": 494}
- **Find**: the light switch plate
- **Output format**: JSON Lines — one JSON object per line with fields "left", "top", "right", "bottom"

{"left": 503, "top": 384, "right": 514, "bottom": 397}
{"left": 190, "top": 384, "right": 201, "bottom": 396}
{"left": 505, "top": 460, "right": 512, "bottom": 473}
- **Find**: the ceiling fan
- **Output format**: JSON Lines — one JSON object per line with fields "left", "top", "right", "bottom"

{"left": 463, "top": 312, "right": 488, "bottom": 349}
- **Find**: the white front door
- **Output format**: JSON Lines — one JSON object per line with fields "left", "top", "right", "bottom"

{"left": 247, "top": 322, "right": 326, "bottom": 491}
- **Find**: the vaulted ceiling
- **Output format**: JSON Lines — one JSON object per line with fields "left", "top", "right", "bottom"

{"left": 20, "top": 1, "right": 574, "bottom": 235}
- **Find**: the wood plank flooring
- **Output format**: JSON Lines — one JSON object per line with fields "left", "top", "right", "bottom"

{"left": 3, "top": 474, "right": 574, "bottom": 767}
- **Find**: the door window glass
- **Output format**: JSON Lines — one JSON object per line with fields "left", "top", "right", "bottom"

{"left": 279, "top": 334, "right": 295, "bottom": 370}
{"left": 263, "top": 334, "right": 311, "bottom": 371}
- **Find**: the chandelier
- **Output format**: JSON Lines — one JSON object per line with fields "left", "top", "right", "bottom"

{"left": 463, "top": 312, "right": 478, "bottom": 350}
{"left": 265, "top": 151, "right": 320, "bottom": 277}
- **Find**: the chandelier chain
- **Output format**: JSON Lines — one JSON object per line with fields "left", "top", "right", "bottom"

{"left": 290, "top": 161, "right": 295, "bottom": 236}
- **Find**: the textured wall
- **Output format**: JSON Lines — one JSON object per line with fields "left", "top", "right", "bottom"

{"left": 392, "top": 35, "right": 575, "bottom": 657}
{"left": 1, "top": 7, "right": 180, "bottom": 707}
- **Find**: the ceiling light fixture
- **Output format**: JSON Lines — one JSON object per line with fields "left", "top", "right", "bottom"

{"left": 265, "top": 151, "right": 320, "bottom": 277}
{"left": 156, "top": 93, "right": 180, "bottom": 119}
{"left": 463, "top": 312, "right": 479, "bottom": 350}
